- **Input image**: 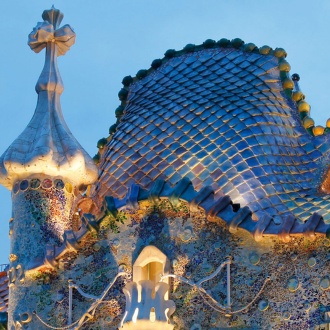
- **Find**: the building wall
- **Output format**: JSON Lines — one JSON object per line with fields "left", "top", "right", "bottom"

{"left": 13, "top": 198, "right": 330, "bottom": 329}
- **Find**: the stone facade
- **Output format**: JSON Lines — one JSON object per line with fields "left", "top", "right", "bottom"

{"left": 10, "top": 195, "right": 330, "bottom": 329}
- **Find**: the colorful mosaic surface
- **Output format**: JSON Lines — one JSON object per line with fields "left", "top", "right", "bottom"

{"left": 10, "top": 176, "right": 75, "bottom": 270}
{"left": 7, "top": 176, "right": 76, "bottom": 327}
{"left": 95, "top": 46, "right": 330, "bottom": 231}
{"left": 15, "top": 199, "right": 330, "bottom": 329}
{"left": 12, "top": 177, "right": 75, "bottom": 245}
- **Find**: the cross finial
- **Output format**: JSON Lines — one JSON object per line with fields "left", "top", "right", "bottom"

{"left": 29, "top": 7, "right": 75, "bottom": 56}
{"left": 0, "top": 8, "right": 97, "bottom": 190}
{"left": 28, "top": 7, "right": 76, "bottom": 93}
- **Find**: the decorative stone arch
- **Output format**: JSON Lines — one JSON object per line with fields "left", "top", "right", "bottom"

{"left": 133, "top": 245, "right": 170, "bottom": 300}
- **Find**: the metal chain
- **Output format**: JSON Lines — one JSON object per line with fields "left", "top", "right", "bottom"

{"left": 163, "top": 271, "right": 271, "bottom": 316}
{"left": 33, "top": 263, "right": 271, "bottom": 327}
{"left": 199, "top": 276, "right": 271, "bottom": 315}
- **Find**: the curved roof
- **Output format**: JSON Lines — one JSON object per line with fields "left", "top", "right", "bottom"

{"left": 93, "top": 41, "right": 330, "bottom": 229}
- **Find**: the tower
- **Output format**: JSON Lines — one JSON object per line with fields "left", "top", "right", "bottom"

{"left": 0, "top": 7, "right": 97, "bottom": 328}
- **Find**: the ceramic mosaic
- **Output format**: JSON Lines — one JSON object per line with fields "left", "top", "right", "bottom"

{"left": 8, "top": 176, "right": 75, "bottom": 327}
{"left": 11, "top": 198, "right": 330, "bottom": 329}
{"left": 12, "top": 177, "right": 75, "bottom": 244}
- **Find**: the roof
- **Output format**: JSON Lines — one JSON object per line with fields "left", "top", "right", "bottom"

{"left": 91, "top": 39, "right": 330, "bottom": 236}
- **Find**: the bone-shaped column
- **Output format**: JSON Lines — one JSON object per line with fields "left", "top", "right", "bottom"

{"left": 121, "top": 280, "right": 176, "bottom": 329}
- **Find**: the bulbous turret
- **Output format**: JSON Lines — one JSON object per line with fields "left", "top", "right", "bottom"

{"left": 0, "top": 6, "right": 97, "bottom": 190}
{"left": 0, "top": 8, "right": 98, "bottom": 328}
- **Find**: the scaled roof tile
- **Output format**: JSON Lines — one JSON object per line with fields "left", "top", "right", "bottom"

{"left": 92, "top": 43, "right": 330, "bottom": 236}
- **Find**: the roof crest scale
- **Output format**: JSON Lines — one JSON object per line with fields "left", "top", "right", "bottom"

{"left": 0, "top": 7, "right": 98, "bottom": 189}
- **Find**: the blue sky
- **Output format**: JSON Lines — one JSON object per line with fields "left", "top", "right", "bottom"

{"left": 0, "top": 0, "right": 329, "bottom": 264}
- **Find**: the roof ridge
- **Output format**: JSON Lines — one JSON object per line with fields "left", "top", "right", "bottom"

{"left": 93, "top": 38, "right": 328, "bottom": 164}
